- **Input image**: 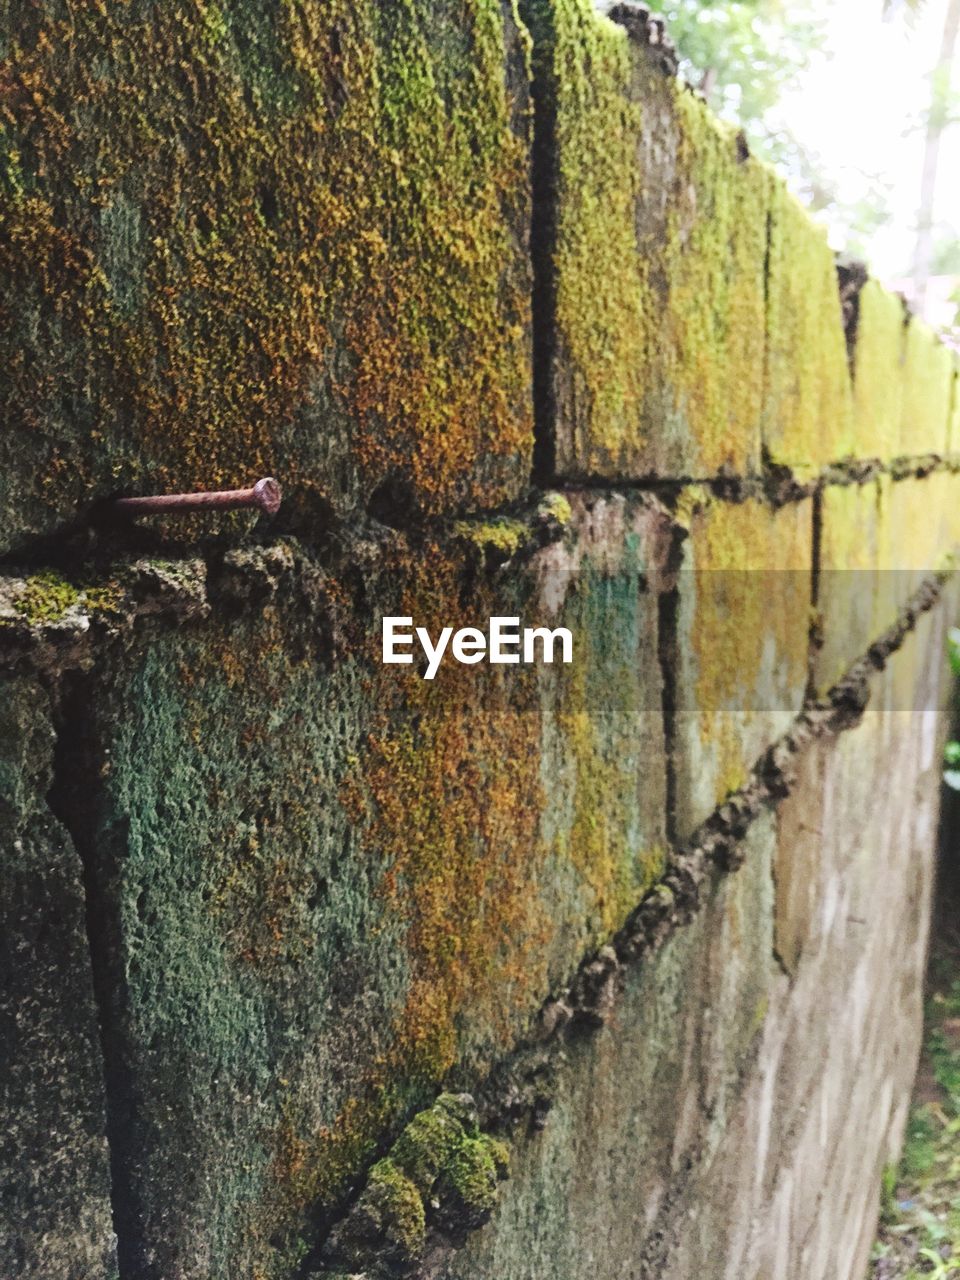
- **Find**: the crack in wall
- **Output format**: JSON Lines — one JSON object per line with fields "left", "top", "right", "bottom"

{"left": 523, "top": 0, "right": 561, "bottom": 490}
{"left": 46, "top": 672, "right": 147, "bottom": 1280}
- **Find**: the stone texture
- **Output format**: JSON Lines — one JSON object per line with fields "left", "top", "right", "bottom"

{"left": 46, "top": 499, "right": 672, "bottom": 1280}
{"left": 671, "top": 492, "right": 813, "bottom": 840}
{"left": 440, "top": 816, "right": 781, "bottom": 1280}
{"left": 2, "top": 2, "right": 959, "bottom": 1275}
{"left": 0, "top": 0, "right": 533, "bottom": 556}
{"left": 440, "top": 599, "right": 950, "bottom": 1280}
{"left": 527, "top": 0, "right": 769, "bottom": 482}
{"left": 0, "top": 677, "right": 115, "bottom": 1279}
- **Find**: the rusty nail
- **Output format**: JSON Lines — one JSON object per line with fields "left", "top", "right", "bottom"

{"left": 111, "top": 477, "right": 282, "bottom": 519}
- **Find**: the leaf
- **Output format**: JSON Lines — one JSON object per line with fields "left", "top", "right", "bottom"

{"left": 944, "top": 771, "right": 960, "bottom": 792}
{"left": 948, "top": 629, "right": 960, "bottom": 675}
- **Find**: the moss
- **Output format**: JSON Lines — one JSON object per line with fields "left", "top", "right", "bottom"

{"left": 678, "top": 495, "right": 813, "bottom": 829}
{"left": 763, "top": 182, "right": 854, "bottom": 468}
{"left": 11, "top": 570, "right": 79, "bottom": 624}
{"left": 0, "top": 0, "right": 533, "bottom": 551}
{"left": 850, "top": 280, "right": 907, "bottom": 460}
{"left": 899, "top": 314, "right": 954, "bottom": 455}
{"left": 365, "top": 1159, "right": 427, "bottom": 1256}
{"left": 390, "top": 1093, "right": 478, "bottom": 1193}
{"left": 441, "top": 1135, "right": 509, "bottom": 1216}
{"left": 325, "top": 1093, "right": 510, "bottom": 1270}
{"left": 349, "top": 541, "right": 549, "bottom": 1086}
{"left": 453, "top": 516, "right": 530, "bottom": 560}
{"left": 528, "top": 0, "right": 769, "bottom": 479}
{"left": 64, "top": 509, "right": 674, "bottom": 1275}
{"left": 537, "top": 491, "right": 573, "bottom": 526}
{"left": 81, "top": 582, "right": 125, "bottom": 616}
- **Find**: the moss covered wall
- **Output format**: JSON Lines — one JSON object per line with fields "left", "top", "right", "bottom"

{"left": 2, "top": 2, "right": 960, "bottom": 1279}
{"left": 0, "top": 0, "right": 533, "bottom": 554}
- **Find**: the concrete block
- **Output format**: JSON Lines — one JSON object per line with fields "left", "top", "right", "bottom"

{"left": 815, "top": 473, "right": 960, "bottom": 693}
{"left": 0, "top": 678, "right": 115, "bottom": 1278}
{"left": 671, "top": 493, "right": 814, "bottom": 839}
{"left": 899, "top": 315, "right": 954, "bottom": 456}
{"left": 762, "top": 184, "right": 854, "bottom": 471}
{"left": 441, "top": 816, "right": 780, "bottom": 1280}
{"left": 0, "top": 0, "right": 533, "bottom": 554}
{"left": 441, "top": 596, "right": 950, "bottom": 1280}
{"left": 530, "top": 0, "right": 769, "bottom": 482}
{"left": 850, "top": 281, "right": 907, "bottom": 461}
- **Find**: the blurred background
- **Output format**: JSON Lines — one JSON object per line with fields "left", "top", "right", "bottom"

{"left": 631, "top": 0, "right": 960, "bottom": 338}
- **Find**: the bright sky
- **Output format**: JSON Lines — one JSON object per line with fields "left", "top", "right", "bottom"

{"left": 771, "top": 0, "right": 959, "bottom": 287}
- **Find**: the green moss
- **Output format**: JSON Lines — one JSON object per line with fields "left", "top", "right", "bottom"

{"left": 525, "top": 0, "right": 645, "bottom": 466}
{"left": 763, "top": 182, "right": 853, "bottom": 468}
{"left": 11, "top": 571, "right": 79, "bottom": 624}
{"left": 366, "top": 1159, "right": 427, "bottom": 1256}
{"left": 851, "top": 280, "right": 907, "bottom": 460}
{"left": 81, "top": 583, "right": 124, "bottom": 615}
{"left": 442, "top": 1135, "right": 509, "bottom": 1215}
{"left": 390, "top": 1094, "right": 477, "bottom": 1193}
{"left": 453, "top": 517, "right": 530, "bottom": 560}
{"left": 528, "top": 0, "right": 769, "bottom": 479}
{"left": 327, "top": 1093, "right": 510, "bottom": 1270}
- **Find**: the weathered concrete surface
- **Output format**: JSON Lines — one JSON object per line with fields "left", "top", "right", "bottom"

{"left": 0, "top": 0, "right": 533, "bottom": 555}
{"left": 3, "top": 1, "right": 960, "bottom": 1276}
{"left": 440, "top": 598, "right": 951, "bottom": 1280}
{"left": 0, "top": 677, "right": 115, "bottom": 1279}
{"left": 33, "top": 498, "right": 674, "bottom": 1280}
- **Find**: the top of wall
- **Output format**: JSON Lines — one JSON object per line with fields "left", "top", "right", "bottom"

{"left": 529, "top": 0, "right": 958, "bottom": 484}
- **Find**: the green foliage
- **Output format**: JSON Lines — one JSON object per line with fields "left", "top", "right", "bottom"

{"left": 653, "top": 0, "right": 827, "bottom": 165}
{"left": 946, "top": 632, "right": 960, "bottom": 790}
{"left": 873, "top": 961, "right": 960, "bottom": 1276}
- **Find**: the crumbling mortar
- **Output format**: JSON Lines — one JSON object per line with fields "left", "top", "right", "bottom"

{"left": 543, "top": 453, "right": 960, "bottom": 510}
{"left": 0, "top": 494, "right": 577, "bottom": 680}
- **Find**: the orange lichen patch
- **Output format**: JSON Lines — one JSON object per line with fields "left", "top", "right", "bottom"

{"left": 350, "top": 543, "right": 549, "bottom": 1084}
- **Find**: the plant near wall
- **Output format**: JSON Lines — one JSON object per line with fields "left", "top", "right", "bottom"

{"left": 945, "top": 628, "right": 960, "bottom": 791}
